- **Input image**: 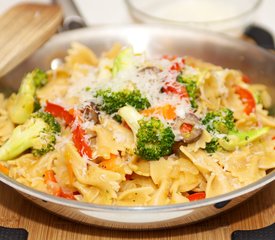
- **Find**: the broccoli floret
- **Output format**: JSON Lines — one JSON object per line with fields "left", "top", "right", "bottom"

{"left": 202, "top": 108, "right": 235, "bottom": 153}
{"left": 31, "top": 69, "right": 48, "bottom": 88}
{"left": 177, "top": 74, "right": 199, "bottom": 108}
{"left": 219, "top": 127, "right": 269, "bottom": 151}
{"left": 202, "top": 108, "right": 235, "bottom": 134}
{"left": 118, "top": 106, "right": 175, "bottom": 160}
{"left": 8, "top": 69, "right": 47, "bottom": 124}
{"left": 202, "top": 109, "right": 269, "bottom": 153}
{"left": 95, "top": 89, "right": 150, "bottom": 115}
{"left": 33, "top": 96, "right": 42, "bottom": 112}
{"left": 205, "top": 138, "right": 219, "bottom": 153}
{"left": 136, "top": 118, "right": 175, "bottom": 160}
{"left": 112, "top": 47, "right": 134, "bottom": 77}
{"left": 0, "top": 112, "right": 60, "bottom": 161}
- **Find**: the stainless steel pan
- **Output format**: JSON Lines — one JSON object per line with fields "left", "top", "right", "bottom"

{"left": 0, "top": 25, "right": 275, "bottom": 229}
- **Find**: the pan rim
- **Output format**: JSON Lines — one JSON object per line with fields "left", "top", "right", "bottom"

{"left": 0, "top": 170, "right": 274, "bottom": 212}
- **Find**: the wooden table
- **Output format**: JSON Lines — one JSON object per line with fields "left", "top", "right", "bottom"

{"left": 0, "top": 181, "right": 274, "bottom": 240}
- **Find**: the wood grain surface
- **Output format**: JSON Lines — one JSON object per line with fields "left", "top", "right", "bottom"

{"left": 0, "top": 181, "right": 274, "bottom": 240}
{"left": 0, "top": 3, "right": 62, "bottom": 78}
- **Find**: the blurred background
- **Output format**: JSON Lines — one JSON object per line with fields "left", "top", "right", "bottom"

{"left": 0, "top": 0, "right": 274, "bottom": 38}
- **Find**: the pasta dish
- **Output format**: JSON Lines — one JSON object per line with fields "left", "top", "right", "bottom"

{"left": 0, "top": 43, "right": 274, "bottom": 205}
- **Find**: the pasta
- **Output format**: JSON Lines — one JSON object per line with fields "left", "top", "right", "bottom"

{"left": 0, "top": 43, "right": 274, "bottom": 206}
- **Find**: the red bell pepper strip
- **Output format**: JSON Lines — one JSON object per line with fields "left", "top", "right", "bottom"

{"left": 170, "top": 59, "right": 185, "bottom": 71}
{"left": 44, "top": 169, "right": 57, "bottom": 182}
{"left": 235, "top": 86, "right": 256, "bottom": 115}
{"left": 45, "top": 101, "right": 74, "bottom": 125}
{"left": 242, "top": 74, "right": 251, "bottom": 84}
{"left": 162, "top": 55, "right": 185, "bottom": 70}
{"left": 45, "top": 101, "right": 93, "bottom": 158}
{"left": 170, "top": 62, "right": 181, "bottom": 71}
{"left": 44, "top": 170, "right": 75, "bottom": 200}
{"left": 162, "top": 55, "right": 177, "bottom": 61}
{"left": 44, "top": 170, "right": 62, "bottom": 197}
{"left": 180, "top": 123, "right": 193, "bottom": 133}
{"left": 162, "top": 81, "right": 189, "bottom": 99}
{"left": 60, "top": 191, "right": 76, "bottom": 200}
{"left": 72, "top": 125, "right": 93, "bottom": 158}
{"left": 187, "top": 192, "right": 206, "bottom": 202}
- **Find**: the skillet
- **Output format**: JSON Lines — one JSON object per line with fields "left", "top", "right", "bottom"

{"left": 0, "top": 24, "right": 274, "bottom": 229}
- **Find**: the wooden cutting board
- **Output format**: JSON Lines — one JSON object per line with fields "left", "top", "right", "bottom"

{"left": 0, "top": 3, "right": 63, "bottom": 78}
{"left": 0, "top": 181, "right": 274, "bottom": 240}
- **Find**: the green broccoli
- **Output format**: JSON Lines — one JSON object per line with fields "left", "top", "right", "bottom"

{"left": 205, "top": 138, "right": 219, "bottom": 153}
{"left": 177, "top": 74, "right": 199, "bottom": 108}
{"left": 0, "top": 112, "right": 60, "bottom": 161}
{"left": 219, "top": 127, "right": 269, "bottom": 151}
{"left": 202, "top": 108, "right": 235, "bottom": 134}
{"left": 202, "top": 108, "right": 236, "bottom": 153}
{"left": 31, "top": 69, "right": 48, "bottom": 88}
{"left": 112, "top": 47, "right": 134, "bottom": 77}
{"left": 118, "top": 106, "right": 175, "bottom": 160}
{"left": 95, "top": 89, "right": 150, "bottom": 115}
{"left": 8, "top": 69, "right": 47, "bottom": 124}
{"left": 202, "top": 109, "right": 269, "bottom": 153}
{"left": 33, "top": 96, "right": 42, "bottom": 112}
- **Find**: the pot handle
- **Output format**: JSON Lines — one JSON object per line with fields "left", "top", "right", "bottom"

{"left": 244, "top": 25, "right": 275, "bottom": 50}
{"left": 53, "top": 0, "right": 87, "bottom": 31}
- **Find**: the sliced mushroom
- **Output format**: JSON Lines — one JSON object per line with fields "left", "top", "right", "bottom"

{"left": 174, "top": 113, "right": 203, "bottom": 144}
{"left": 80, "top": 102, "right": 99, "bottom": 124}
{"left": 138, "top": 66, "right": 161, "bottom": 74}
{"left": 172, "top": 114, "right": 203, "bottom": 155}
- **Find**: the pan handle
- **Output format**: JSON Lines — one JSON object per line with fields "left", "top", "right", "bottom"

{"left": 53, "top": 0, "right": 87, "bottom": 31}
{"left": 244, "top": 25, "right": 275, "bottom": 50}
